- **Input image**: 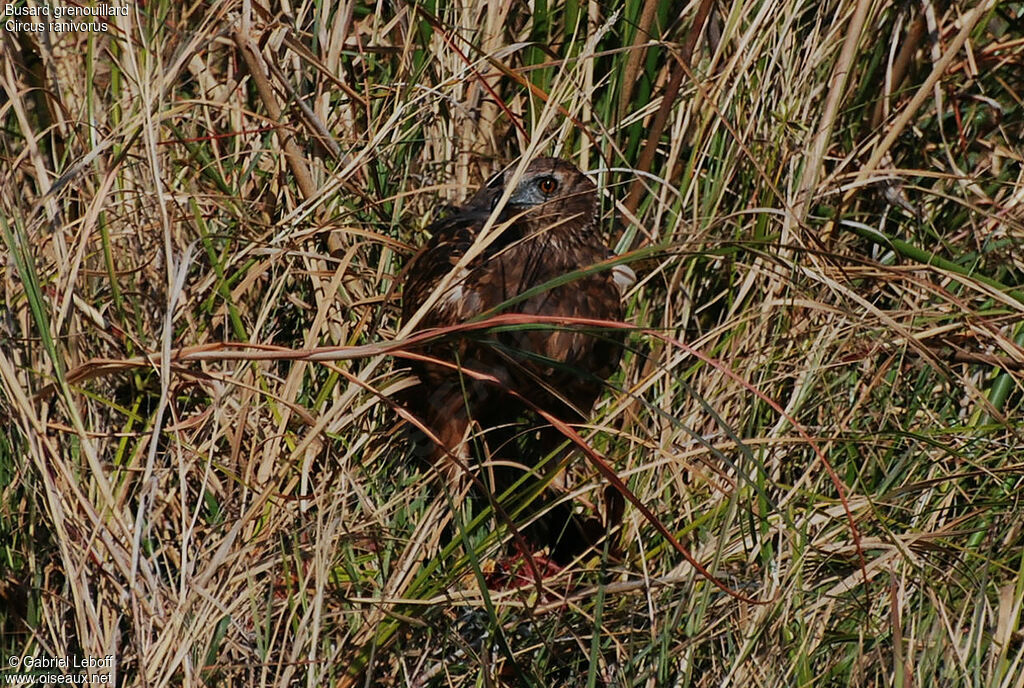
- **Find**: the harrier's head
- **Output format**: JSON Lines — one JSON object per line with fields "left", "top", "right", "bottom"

{"left": 478, "top": 157, "right": 599, "bottom": 238}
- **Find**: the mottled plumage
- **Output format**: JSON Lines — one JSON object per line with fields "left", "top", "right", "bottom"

{"left": 402, "top": 157, "right": 633, "bottom": 562}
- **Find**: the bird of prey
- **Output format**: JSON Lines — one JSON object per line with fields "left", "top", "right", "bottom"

{"left": 401, "top": 157, "right": 634, "bottom": 564}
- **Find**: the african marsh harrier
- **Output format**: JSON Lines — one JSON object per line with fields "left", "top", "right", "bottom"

{"left": 401, "top": 157, "right": 634, "bottom": 562}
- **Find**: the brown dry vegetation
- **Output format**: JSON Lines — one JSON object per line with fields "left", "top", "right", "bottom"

{"left": 2, "top": 1, "right": 1024, "bottom": 686}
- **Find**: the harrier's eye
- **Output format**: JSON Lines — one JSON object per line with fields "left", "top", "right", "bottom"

{"left": 538, "top": 177, "right": 558, "bottom": 195}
